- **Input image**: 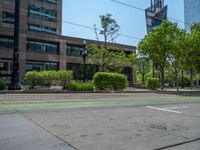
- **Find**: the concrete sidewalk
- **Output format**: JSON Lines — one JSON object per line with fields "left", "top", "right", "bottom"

{"left": 0, "top": 93, "right": 191, "bottom": 104}
{"left": 0, "top": 113, "right": 75, "bottom": 150}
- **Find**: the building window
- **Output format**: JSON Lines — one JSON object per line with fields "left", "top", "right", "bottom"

{"left": 28, "top": 24, "right": 56, "bottom": 35}
{"left": 26, "top": 61, "right": 58, "bottom": 72}
{"left": 66, "top": 44, "right": 85, "bottom": 56}
{"left": 66, "top": 63, "right": 97, "bottom": 80}
{"left": 2, "top": 11, "right": 15, "bottom": 24}
{"left": 5, "top": 0, "right": 15, "bottom": 3}
{"left": 38, "top": 0, "right": 57, "bottom": 5}
{"left": 27, "top": 40, "right": 59, "bottom": 54}
{"left": 28, "top": 4, "right": 57, "bottom": 22}
{"left": 0, "top": 37, "right": 14, "bottom": 48}
{"left": 0, "top": 62, "right": 8, "bottom": 71}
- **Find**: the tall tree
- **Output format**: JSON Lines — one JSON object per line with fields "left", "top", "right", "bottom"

{"left": 136, "top": 56, "right": 151, "bottom": 83}
{"left": 169, "top": 29, "right": 187, "bottom": 91}
{"left": 99, "top": 14, "right": 120, "bottom": 48}
{"left": 186, "top": 23, "right": 200, "bottom": 88}
{"left": 138, "top": 20, "right": 179, "bottom": 90}
{"left": 88, "top": 14, "right": 128, "bottom": 72}
{"left": 127, "top": 53, "right": 137, "bottom": 85}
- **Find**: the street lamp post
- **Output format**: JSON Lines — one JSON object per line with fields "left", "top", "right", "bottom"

{"left": 8, "top": 0, "right": 22, "bottom": 90}
{"left": 82, "top": 40, "right": 88, "bottom": 82}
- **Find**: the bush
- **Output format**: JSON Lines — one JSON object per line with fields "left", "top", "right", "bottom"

{"left": 24, "top": 71, "right": 40, "bottom": 89}
{"left": 24, "top": 70, "right": 73, "bottom": 90}
{"left": 65, "top": 81, "right": 94, "bottom": 91}
{"left": 93, "top": 72, "right": 128, "bottom": 91}
{"left": 0, "top": 80, "right": 5, "bottom": 90}
{"left": 147, "top": 78, "right": 160, "bottom": 90}
{"left": 39, "top": 70, "right": 58, "bottom": 89}
{"left": 57, "top": 70, "right": 73, "bottom": 89}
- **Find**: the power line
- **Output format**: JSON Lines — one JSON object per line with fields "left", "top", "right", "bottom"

{"left": 62, "top": 20, "right": 142, "bottom": 40}
{"left": 111, "top": 0, "right": 188, "bottom": 25}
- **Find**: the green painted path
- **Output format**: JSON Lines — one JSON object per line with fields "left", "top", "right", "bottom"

{"left": 0, "top": 97, "right": 200, "bottom": 111}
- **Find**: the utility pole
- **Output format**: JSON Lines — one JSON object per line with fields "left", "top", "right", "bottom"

{"left": 8, "top": 0, "right": 22, "bottom": 90}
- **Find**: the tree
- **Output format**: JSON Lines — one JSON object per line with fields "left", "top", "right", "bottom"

{"left": 57, "top": 70, "right": 73, "bottom": 89}
{"left": 87, "top": 44, "right": 128, "bottom": 72}
{"left": 128, "top": 53, "right": 136, "bottom": 85}
{"left": 138, "top": 20, "right": 178, "bottom": 90}
{"left": 99, "top": 14, "right": 120, "bottom": 48}
{"left": 136, "top": 56, "right": 151, "bottom": 83}
{"left": 24, "top": 71, "right": 40, "bottom": 89}
{"left": 169, "top": 28, "right": 187, "bottom": 91}
{"left": 186, "top": 23, "right": 200, "bottom": 88}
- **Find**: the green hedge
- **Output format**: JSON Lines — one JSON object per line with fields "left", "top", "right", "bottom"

{"left": 24, "top": 70, "right": 73, "bottom": 89}
{"left": 93, "top": 72, "right": 128, "bottom": 91}
{"left": 65, "top": 81, "right": 94, "bottom": 91}
{"left": 147, "top": 78, "right": 160, "bottom": 90}
{"left": 0, "top": 80, "right": 6, "bottom": 90}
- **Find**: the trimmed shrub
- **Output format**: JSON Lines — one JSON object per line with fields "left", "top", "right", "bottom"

{"left": 147, "top": 78, "right": 160, "bottom": 90}
{"left": 57, "top": 70, "right": 73, "bottom": 89}
{"left": 93, "top": 72, "right": 128, "bottom": 91}
{"left": 0, "top": 80, "right": 5, "bottom": 90}
{"left": 39, "top": 70, "right": 58, "bottom": 89}
{"left": 24, "top": 71, "right": 40, "bottom": 89}
{"left": 65, "top": 81, "right": 94, "bottom": 91}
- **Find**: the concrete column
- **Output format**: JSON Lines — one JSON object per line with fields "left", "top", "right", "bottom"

{"left": 59, "top": 40, "right": 66, "bottom": 70}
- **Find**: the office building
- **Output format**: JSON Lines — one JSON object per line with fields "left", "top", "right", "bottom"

{"left": 145, "top": 0, "right": 167, "bottom": 33}
{"left": 184, "top": 0, "right": 200, "bottom": 31}
{"left": 0, "top": 0, "right": 136, "bottom": 84}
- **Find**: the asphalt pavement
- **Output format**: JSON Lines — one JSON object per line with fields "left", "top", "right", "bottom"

{"left": 0, "top": 93, "right": 200, "bottom": 150}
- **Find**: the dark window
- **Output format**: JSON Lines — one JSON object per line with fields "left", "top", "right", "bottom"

{"left": 27, "top": 40, "right": 59, "bottom": 54}
{"left": 26, "top": 61, "right": 58, "bottom": 72}
{"left": 28, "top": 4, "right": 57, "bottom": 22}
{"left": 66, "top": 45, "right": 85, "bottom": 56}
{"left": 2, "top": 11, "right": 14, "bottom": 24}
{"left": 38, "top": 0, "right": 57, "bottom": 5}
{"left": 0, "top": 62, "right": 8, "bottom": 71}
{"left": 28, "top": 24, "right": 56, "bottom": 35}
{"left": 0, "top": 37, "right": 14, "bottom": 48}
{"left": 66, "top": 63, "right": 97, "bottom": 80}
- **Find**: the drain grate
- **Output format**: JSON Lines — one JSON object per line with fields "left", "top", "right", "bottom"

{"left": 150, "top": 124, "right": 168, "bottom": 130}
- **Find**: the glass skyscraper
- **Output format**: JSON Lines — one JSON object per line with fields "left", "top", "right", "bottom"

{"left": 184, "top": 0, "right": 200, "bottom": 31}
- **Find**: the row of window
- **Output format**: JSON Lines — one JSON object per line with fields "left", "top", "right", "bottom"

{"left": 1, "top": 11, "right": 57, "bottom": 34}
{"left": 38, "top": 0, "right": 57, "bottom": 5}
{"left": 2, "top": 11, "right": 15, "bottom": 24}
{"left": 66, "top": 63, "right": 97, "bottom": 80}
{"left": 0, "top": 38, "right": 130, "bottom": 59}
{"left": 0, "top": 60, "right": 97, "bottom": 82}
{"left": 0, "top": 37, "right": 14, "bottom": 48}
{"left": 27, "top": 40, "right": 59, "bottom": 54}
{"left": 0, "top": 37, "right": 88, "bottom": 55}
{"left": 28, "top": 4, "right": 57, "bottom": 22}
{"left": 26, "top": 61, "right": 58, "bottom": 72}
{"left": 66, "top": 45, "right": 85, "bottom": 56}
{"left": 28, "top": 24, "right": 56, "bottom": 35}
{"left": 5, "top": 0, "right": 57, "bottom": 5}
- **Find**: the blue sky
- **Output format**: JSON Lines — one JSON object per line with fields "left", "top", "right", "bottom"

{"left": 62, "top": 0, "right": 184, "bottom": 46}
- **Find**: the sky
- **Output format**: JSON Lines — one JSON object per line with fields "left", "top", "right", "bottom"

{"left": 62, "top": 0, "right": 184, "bottom": 47}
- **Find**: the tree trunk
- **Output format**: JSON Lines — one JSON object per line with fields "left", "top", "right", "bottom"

{"left": 190, "top": 69, "right": 193, "bottom": 89}
{"left": 175, "top": 68, "right": 179, "bottom": 91}
{"left": 160, "top": 66, "right": 165, "bottom": 90}
{"left": 142, "top": 73, "right": 145, "bottom": 83}
{"left": 181, "top": 70, "right": 184, "bottom": 89}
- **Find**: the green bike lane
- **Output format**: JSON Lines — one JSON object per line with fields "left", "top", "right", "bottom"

{"left": 0, "top": 96, "right": 200, "bottom": 111}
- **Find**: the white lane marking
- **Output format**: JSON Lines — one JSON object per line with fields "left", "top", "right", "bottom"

{"left": 146, "top": 106, "right": 182, "bottom": 114}
{"left": 164, "top": 106, "right": 188, "bottom": 110}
